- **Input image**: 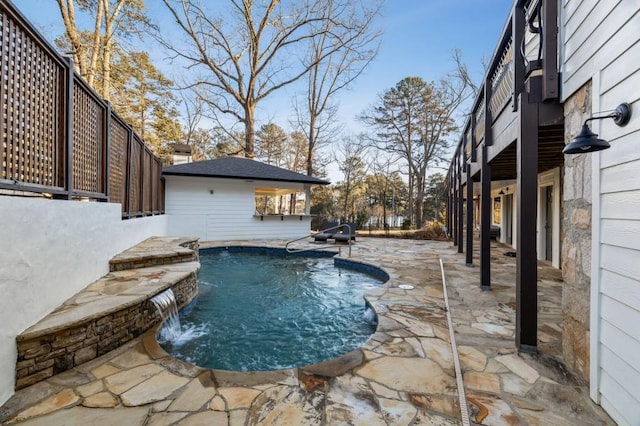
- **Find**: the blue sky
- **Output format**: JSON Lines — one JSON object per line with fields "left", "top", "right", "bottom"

{"left": 16, "top": 0, "right": 512, "bottom": 176}
{"left": 341, "top": 0, "right": 513, "bottom": 134}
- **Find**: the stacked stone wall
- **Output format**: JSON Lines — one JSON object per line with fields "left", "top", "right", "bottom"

{"left": 109, "top": 253, "right": 197, "bottom": 272}
{"left": 561, "top": 81, "right": 593, "bottom": 383}
{"left": 15, "top": 273, "right": 197, "bottom": 390}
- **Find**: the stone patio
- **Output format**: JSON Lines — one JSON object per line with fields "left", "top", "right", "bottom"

{"left": 0, "top": 237, "right": 614, "bottom": 425}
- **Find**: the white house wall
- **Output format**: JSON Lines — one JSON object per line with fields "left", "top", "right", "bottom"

{"left": 0, "top": 197, "right": 168, "bottom": 406}
{"left": 562, "top": 0, "right": 640, "bottom": 102}
{"left": 494, "top": 169, "right": 561, "bottom": 268}
{"left": 562, "top": 1, "right": 640, "bottom": 423}
{"left": 164, "top": 176, "right": 312, "bottom": 242}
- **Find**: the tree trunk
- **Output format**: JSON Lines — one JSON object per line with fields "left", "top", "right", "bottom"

{"left": 382, "top": 202, "right": 387, "bottom": 229}
{"left": 56, "top": 0, "right": 87, "bottom": 77}
{"left": 102, "top": 46, "right": 112, "bottom": 101}
{"left": 87, "top": 1, "right": 104, "bottom": 88}
{"left": 102, "top": 0, "right": 127, "bottom": 102}
{"left": 415, "top": 177, "right": 425, "bottom": 229}
{"left": 306, "top": 118, "right": 315, "bottom": 176}
{"left": 244, "top": 104, "right": 255, "bottom": 158}
{"left": 407, "top": 173, "right": 414, "bottom": 229}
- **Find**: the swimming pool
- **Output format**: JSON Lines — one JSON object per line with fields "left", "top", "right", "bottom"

{"left": 158, "top": 247, "right": 387, "bottom": 371}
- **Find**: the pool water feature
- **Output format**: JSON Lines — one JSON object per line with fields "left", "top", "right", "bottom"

{"left": 150, "top": 289, "right": 182, "bottom": 342}
{"left": 151, "top": 288, "right": 207, "bottom": 346}
{"left": 158, "top": 248, "right": 386, "bottom": 371}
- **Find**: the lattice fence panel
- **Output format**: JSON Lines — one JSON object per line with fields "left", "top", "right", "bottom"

{"left": 72, "top": 79, "right": 105, "bottom": 194}
{"left": 1, "top": 9, "right": 65, "bottom": 188}
{"left": 108, "top": 116, "right": 129, "bottom": 211}
{"left": 129, "top": 136, "right": 142, "bottom": 215}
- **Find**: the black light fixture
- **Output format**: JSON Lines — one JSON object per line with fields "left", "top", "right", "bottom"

{"left": 563, "top": 103, "right": 632, "bottom": 154}
{"left": 498, "top": 189, "right": 505, "bottom": 195}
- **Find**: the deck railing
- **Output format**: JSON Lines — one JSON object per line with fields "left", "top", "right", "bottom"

{"left": 489, "top": 37, "right": 514, "bottom": 118}
{"left": 474, "top": 94, "right": 486, "bottom": 146}
{"left": 447, "top": 0, "right": 543, "bottom": 185}
{"left": 0, "top": 0, "right": 164, "bottom": 218}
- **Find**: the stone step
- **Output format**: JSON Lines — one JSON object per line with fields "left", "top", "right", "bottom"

{"left": 109, "top": 237, "right": 199, "bottom": 272}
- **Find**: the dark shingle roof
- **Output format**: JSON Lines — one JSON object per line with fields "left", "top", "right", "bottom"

{"left": 163, "top": 157, "right": 330, "bottom": 185}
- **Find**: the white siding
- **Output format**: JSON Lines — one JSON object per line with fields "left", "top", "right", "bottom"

{"left": 562, "top": 0, "right": 640, "bottom": 101}
{"left": 164, "top": 176, "right": 312, "bottom": 242}
{"left": 563, "top": 1, "right": 640, "bottom": 423}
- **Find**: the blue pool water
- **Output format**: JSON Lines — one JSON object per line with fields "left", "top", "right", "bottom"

{"left": 159, "top": 248, "right": 386, "bottom": 371}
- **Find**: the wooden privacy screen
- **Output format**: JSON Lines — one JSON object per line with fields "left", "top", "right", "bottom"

{"left": 0, "top": 0, "right": 164, "bottom": 218}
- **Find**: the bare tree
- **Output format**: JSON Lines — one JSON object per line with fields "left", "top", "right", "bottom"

{"left": 159, "top": 0, "right": 377, "bottom": 159}
{"left": 294, "top": 0, "right": 382, "bottom": 177}
{"left": 56, "top": 0, "right": 102, "bottom": 86}
{"left": 179, "top": 89, "right": 205, "bottom": 145}
{"left": 335, "top": 136, "right": 367, "bottom": 222}
{"left": 366, "top": 153, "right": 401, "bottom": 230}
{"left": 55, "top": 0, "right": 147, "bottom": 100}
{"left": 361, "top": 56, "right": 473, "bottom": 228}
{"left": 283, "top": 131, "right": 309, "bottom": 174}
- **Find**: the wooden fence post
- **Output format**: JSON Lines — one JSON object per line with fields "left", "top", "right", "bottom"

{"left": 64, "top": 56, "right": 74, "bottom": 199}
{"left": 125, "top": 125, "right": 134, "bottom": 218}
{"left": 104, "top": 102, "right": 111, "bottom": 200}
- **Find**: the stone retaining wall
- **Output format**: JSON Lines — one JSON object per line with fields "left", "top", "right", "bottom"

{"left": 15, "top": 272, "right": 198, "bottom": 390}
{"left": 109, "top": 238, "right": 199, "bottom": 272}
{"left": 561, "top": 81, "right": 592, "bottom": 383}
{"left": 109, "top": 253, "right": 197, "bottom": 272}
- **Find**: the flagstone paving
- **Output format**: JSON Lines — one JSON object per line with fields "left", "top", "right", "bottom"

{"left": 0, "top": 237, "right": 615, "bottom": 425}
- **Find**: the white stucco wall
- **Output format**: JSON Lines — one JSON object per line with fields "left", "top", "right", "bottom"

{"left": 0, "top": 197, "right": 168, "bottom": 405}
{"left": 164, "top": 176, "right": 313, "bottom": 242}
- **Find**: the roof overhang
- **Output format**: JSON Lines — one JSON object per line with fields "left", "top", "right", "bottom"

{"left": 254, "top": 187, "right": 300, "bottom": 196}
{"left": 163, "top": 172, "right": 328, "bottom": 186}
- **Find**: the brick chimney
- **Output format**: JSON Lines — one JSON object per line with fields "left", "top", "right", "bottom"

{"left": 172, "top": 143, "right": 192, "bottom": 165}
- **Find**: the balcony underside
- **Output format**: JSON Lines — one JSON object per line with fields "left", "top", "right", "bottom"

{"left": 468, "top": 123, "right": 565, "bottom": 182}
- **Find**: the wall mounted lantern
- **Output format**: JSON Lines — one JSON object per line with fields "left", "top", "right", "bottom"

{"left": 563, "top": 103, "right": 632, "bottom": 154}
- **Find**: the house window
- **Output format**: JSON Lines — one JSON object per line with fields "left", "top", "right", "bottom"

{"left": 254, "top": 188, "right": 303, "bottom": 214}
{"left": 493, "top": 197, "right": 501, "bottom": 224}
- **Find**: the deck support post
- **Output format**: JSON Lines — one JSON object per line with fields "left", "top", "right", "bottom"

{"left": 465, "top": 163, "right": 474, "bottom": 266}
{"left": 457, "top": 167, "right": 464, "bottom": 254}
{"left": 446, "top": 183, "right": 452, "bottom": 238}
{"left": 516, "top": 92, "right": 539, "bottom": 353}
{"left": 480, "top": 143, "right": 492, "bottom": 290}
{"left": 452, "top": 159, "right": 459, "bottom": 247}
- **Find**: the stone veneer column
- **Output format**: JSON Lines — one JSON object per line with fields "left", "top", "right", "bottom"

{"left": 562, "top": 81, "right": 592, "bottom": 383}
